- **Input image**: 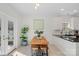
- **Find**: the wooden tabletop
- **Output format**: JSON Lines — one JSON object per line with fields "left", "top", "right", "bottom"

{"left": 31, "top": 36, "right": 48, "bottom": 46}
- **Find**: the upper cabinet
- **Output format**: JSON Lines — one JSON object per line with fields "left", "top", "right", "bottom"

{"left": 73, "top": 17, "right": 79, "bottom": 30}
{"left": 62, "top": 17, "right": 79, "bottom": 30}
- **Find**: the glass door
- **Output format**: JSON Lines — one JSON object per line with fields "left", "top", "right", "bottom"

{"left": 5, "top": 18, "right": 15, "bottom": 54}
{"left": 8, "top": 21, "right": 14, "bottom": 47}
{"left": 5, "top": 20, "right": 15, "bottom": 53}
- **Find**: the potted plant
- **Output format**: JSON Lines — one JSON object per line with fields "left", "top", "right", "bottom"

{"left": 34, "top": 30, "right": 43, "bottom": 39}
{"left": 20, "top": 26, "right": 29, "bottom": 46}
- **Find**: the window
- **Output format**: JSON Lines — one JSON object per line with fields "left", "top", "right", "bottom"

{"left": 33, "top": 19, "right": 44, "bottom": 31}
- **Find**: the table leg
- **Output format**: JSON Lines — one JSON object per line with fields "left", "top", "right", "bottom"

{"left": 46, "top": 47, "right": 48, "bottom": 56}
{"left": 31, "top": 48, "right": 33, "bottom": 56}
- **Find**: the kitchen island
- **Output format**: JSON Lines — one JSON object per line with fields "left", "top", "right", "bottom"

{"left": 52, "top": 35, "right": 79, "bottom": 56}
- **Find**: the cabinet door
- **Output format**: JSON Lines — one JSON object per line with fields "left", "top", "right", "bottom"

{"left": 74, "top": 17, "right": 79, "bottom": 30}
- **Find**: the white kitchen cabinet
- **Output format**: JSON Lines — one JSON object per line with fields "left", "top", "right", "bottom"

{"left": 73, "top": 17, "right": 79, "bottom": 30}
{"left": 52, "top": 36, "right": 79, "bottom": 56}
{"left": 52, "top": 36, "right": 76, "bottom": 56}
{"left": 61, "top": 17, "right": 79, "bottom": 30}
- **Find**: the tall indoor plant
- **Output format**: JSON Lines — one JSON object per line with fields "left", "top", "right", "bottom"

{"left": 20, "top": 26, "right": 29, "bottom": 46}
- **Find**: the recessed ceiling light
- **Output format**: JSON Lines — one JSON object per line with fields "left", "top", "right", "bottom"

{"left": 35, "top": 6, "right": 37, "bottom": 10}
{"left": 35, "top": 3, "right": 40, "bottom": 10}
{"left": 60, "top": 8, "right": 64, "bottom": 11}
{"left": 73, "top": 9, "right": 77, "bottom": 13}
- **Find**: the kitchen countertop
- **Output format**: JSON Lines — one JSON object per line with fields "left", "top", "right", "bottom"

{"left": 53, "top": 35, "right": 79, "bottom": 42}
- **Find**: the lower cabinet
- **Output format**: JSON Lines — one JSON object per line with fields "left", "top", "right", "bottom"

{"left": 52, "top": 36, "right": 77, "bottom": 56}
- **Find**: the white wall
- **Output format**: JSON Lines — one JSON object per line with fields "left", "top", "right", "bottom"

{"left": 19, "top": 16, "right": 66, "bottom": 44}
{"left": 19, "top": 16, "right": 44, "bottom": 43}
{"left": 19, "top": 16, "right": 79, "bottom": 45}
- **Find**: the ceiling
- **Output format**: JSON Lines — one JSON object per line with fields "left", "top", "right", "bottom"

{"left": 10, "top": 3, "right": 79, "bottom": 17}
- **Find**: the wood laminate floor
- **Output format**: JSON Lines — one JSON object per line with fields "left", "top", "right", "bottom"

{"left": 8, "top": 44, "right": 64, "bottom": 56}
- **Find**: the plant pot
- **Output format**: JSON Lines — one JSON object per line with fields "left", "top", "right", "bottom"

{"left": 21, "top": 40, "right": 28, "bottom": 46}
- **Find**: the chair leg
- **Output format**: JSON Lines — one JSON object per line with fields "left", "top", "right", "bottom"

{"left": 46, "top": 49, "right": 48, "bottom": 56}
{"left": 31, "top": 48, "right": 33, "bottom": 56}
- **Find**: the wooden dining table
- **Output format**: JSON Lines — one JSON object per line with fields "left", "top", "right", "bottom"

{"left": 31, "top": 36, "right": 48, "bottom": 56}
